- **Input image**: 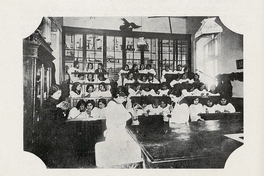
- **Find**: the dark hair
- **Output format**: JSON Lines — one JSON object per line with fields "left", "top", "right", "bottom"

{"left": 98, "top": 98, "right": 107, "bottom": 107}
{"left": 168, "top": 88, "right": 182, "bottom": 97}
{"left": 86, "top": 84, "right": 94, "bottom": 92}
{"left": 220, "top": 96, "right": 229, "bottom": 102}
{"left": 206, "top": 99, "right": 215, "bottom": 106}
{"left": 98, "top": 73, "right": 106, "bottom": 81}
{"left": 151, "top": 98, "right": 159, "bottom": 105}
{"left": 87, "top": 73, "right": 94, "bottom": 81}
{"left": 175, "top": 74, "right": 182, "bottom": 80}
{"left": 124, "top": 64, "right": 129, "bottom": 70}
{"left": 140, "top": 64, "right": 145, "bottom": 70}
{"left": 111, "top": 86, "right": 129, "bottom": 98}
{"left": 198, "top": 82, "right": 206, "bottom": 90}
{"left": 133, "top": 81, "right": 140, "bottom": 88}
{"left": 160, "top": 97, "right": 168, "bottom": 105}
{"left": 71, "top": 82, "right": 81, "bottom": 94}
{"left": 73, "top": 60, "right": 79, "bottom": 68}
{"left": 143, "top": 85, "right": 151, "bottom": 91}
{"left": 183, "top": 66, "right": 190, "bottom": 73}
{"left": 87, "top": 63, "right": 93, "bottom": 70}
{"left": 99, "top": 82, "right": 107, "bottom": 91}
{"left": 49, "top": 84, "right": 62, "bottom": 95}
{"left": 193, "top": 73, "right": 200, "bottom": 79}
{"left": 146, "top": 64, "right": 151, "bottom": 69}
{"left": 132, "top": 64, "right": 138, "bottom": 70}
{"left": 160, "top": 82, "right": 168, "bottom": 88}
{"left": 147, "top": 73, "right": 154, "bottom": 80}
{"left": 78, "top": 73, "right": 85, "bottom": 78}
{"left": 127, "top": 71, "right": 134, "bottom": 79}
{"left": 85, "top": 100, "right": 95, "bottom": 108}
{"left": 76, "top": 100, "right": 86, "bottom": 110}
{"left": 192, "top": 97, "right": 199, "bottom": 102}
{"left": 98, "top": 63, "right": 103, "bottom": 68}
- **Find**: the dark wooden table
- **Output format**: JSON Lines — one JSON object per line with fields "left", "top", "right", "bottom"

{"left": 126, "top": 115, "right": 243, "bottom": 168}
{"left": 65, "top": 119, "right": 106, "bottom": 154}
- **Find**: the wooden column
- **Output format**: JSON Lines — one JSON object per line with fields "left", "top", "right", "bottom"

{"left": 23, "top": 40, "right": 40, "bottom": 152}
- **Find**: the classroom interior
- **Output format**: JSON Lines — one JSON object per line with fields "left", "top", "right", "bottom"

{"left": 23, "top": 16, "right": 243, "bottom": 168}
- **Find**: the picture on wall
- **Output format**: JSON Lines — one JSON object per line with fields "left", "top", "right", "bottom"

{"left": 236, "top": 59, "right": 243, "bottom": 69}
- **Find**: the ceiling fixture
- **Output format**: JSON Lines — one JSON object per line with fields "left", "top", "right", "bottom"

{"left": 195, "top": 17, "right": 223, "bottom": 39}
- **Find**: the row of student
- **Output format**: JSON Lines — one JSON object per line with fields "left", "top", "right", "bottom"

{"left": 67, "top": 62, "right": 108, "bottom": 83}
{"left": 118, "top": 64, "right": 190, "bottom": 79}
{"left": 67, "top": 99, "right": 107, "bottom": 119}
{"left": 119, "top": 72, "right": 160, "bottom": 86}
{"left": 161, "top": 65, "right": 193, "bottom": 80}
{"left": 169, "top": 73, "right": 200, "bottom": 87}
{"left": 68, "top": 62, "right": 107, "bottom": 74}
{"left": 118, "top": 64, "right": 156, "bottom": 76}
{"left": 130, "top": 96, "right": 236, "bottom": 123}
{"left": 119, "top": 69, "right": 198, "bottom": 87}
{"left": 71, "top": 72, "right": 110, "bottom": 84}
{"left": 67, "top": 90, "right": 236, "bottom": 122}
{"left": 126, "top": 81, "right": 219, "bottom": 98}
{"left": 41, "top": 84, "right": 236, "bottom": 137}
{"left": 69, "top": 82, "right": 112, "bottom": 98}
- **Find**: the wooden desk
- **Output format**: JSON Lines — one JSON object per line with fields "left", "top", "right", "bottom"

{"left": 126, "top": 115, "right": 243, "bottom": 168}
{"left": 66, "top": 119, "right": 106, "bottom": 154}
{"left": 125, "top": 83, "right": 161, "bottom": 92}
{"left": 199, "top": 113, "right": 243, "bottom": 121}
{"left": 131, "top": 96, "right": 171, "bottom": 105}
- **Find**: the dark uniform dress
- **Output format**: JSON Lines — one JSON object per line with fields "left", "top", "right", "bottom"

{"left": 35, "top": 97, "right": 72, "bottom": 168}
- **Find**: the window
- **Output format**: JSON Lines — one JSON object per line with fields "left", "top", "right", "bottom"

{"left": 86, "top": 34, "right": 104, "bottom": 71}
{"left": 65, "top": 33, "right": 84, "bottom": 70}
{"left": 176, "top": 40, "right": 189, "bottom": 68}
{"left": 106, "top": 36, "right": 123, "bottom": 74}
{"left": 63, "top": 27, "right": 191, "bottom": 79}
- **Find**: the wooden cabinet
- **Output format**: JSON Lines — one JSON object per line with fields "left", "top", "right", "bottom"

{"left": 23, "top": 32, "right": 56, "bottom": 152}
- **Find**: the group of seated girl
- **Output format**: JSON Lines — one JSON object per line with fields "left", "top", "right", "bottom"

{"left": 180, "top": 82, "right": 220, "bottom": 97}
{"left": 86, "top": 63, "right": 107, "bottom": 74}
{"left": 122, "top": 72, "right": 160, "bottom": 86}
{"left": 69, "top": 62, "right": 109, "bottom": 83}
{"left": 161, "top": 65, "right": 191, "bottom": 82}
{"left": 131, "top": 95, "right": 236, "bottom": 123}
{"left": 69, "top": 82, "right": 111, "bottom": 98}
{"left": 118, "top": 64, "right": 157, "bottom": 86}
{"left": 68, "top": 98, "right": 107, "bottom": 119}
{"left": 127, "top": 81, "right": 169, "bottom": 97}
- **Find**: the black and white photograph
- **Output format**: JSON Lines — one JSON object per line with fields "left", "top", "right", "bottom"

{"left": 1, "top": 0, "right": 264, "bottom": 175}
{"left": 23, "top": 16, "right": 244, "bottom": 168}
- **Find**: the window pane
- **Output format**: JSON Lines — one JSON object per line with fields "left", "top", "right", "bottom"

{"left": 86, "top": 34, "right": 103, "bottom": 71}
{"left": 106, "top": 36, "right": 122, "bottom": 74}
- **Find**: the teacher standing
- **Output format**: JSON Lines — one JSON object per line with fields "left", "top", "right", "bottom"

{"left": 96, "top": 86, "right": 142, "bottom": 168}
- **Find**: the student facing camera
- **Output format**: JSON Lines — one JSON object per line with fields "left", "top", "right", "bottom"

{"left": 189, "top": 97, "right": 204, "bottom": 121}
{"left": 203, "top": 99, "right": 217, "bottom": 113}
{"left": 68, "top": 100, "right": 87, "bottom": 119}
{"left": 85, "top": 100, "right": 96, "bottom": 117}
{"left": 95, "top": 82, "right": 112, "bottom": 97}
{"left": 84, "top": 84, "right": 96, "bottom": 97}
{"left": 215, "top": 97, "right": 236, "bottom": 113}
{"left": 70, "top": 82, "right": 83, "bottom": 98}
{"left": 91, "top": 98, "right": 107, "bottom": 119}
{"left": 157, "top": 82, "right": 169, "bottom": 96}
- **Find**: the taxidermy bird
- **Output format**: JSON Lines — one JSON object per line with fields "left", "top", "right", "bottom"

{"left": 120, "top": 18, "right": 141, "bottom": 31}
